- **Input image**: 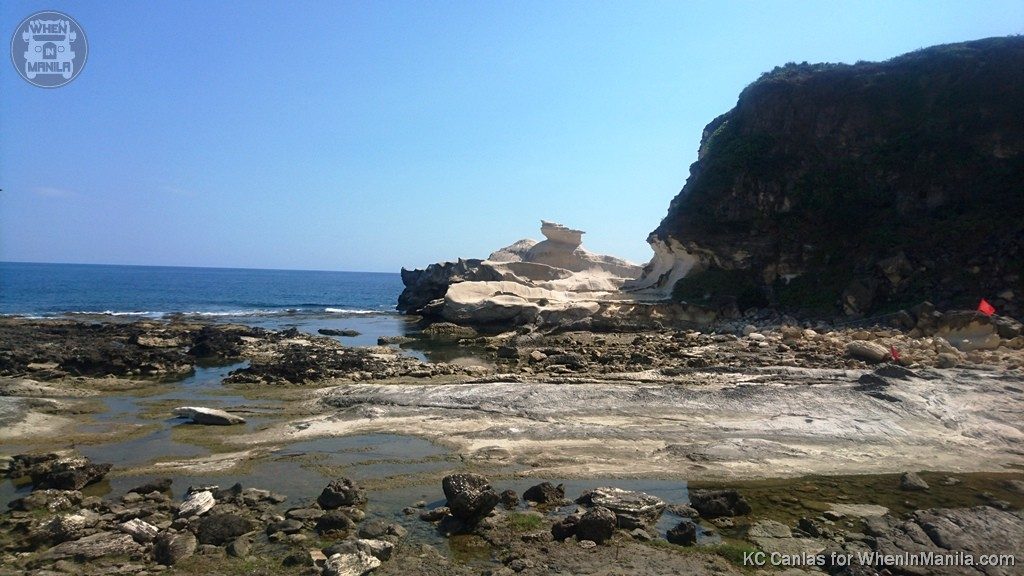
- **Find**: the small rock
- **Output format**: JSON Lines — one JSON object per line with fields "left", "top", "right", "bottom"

{"left": 171, "top": 406, "right": 245, "bottom": 425}
{"left": 845, "top": 341, "right": 889, "bottom": 363}
{"left": 666, "top": 521, "right": 696, "bottom": 545}
{"left": 177, "top": 490, "right": 215, "bottom": 517}
{"left": 323, "top": 551, "right": 381, "bottom": 576}
{"left": 900, "top": 472, "right": 929, "bottom": 491}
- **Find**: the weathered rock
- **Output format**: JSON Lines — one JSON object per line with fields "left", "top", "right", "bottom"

{"left": 899, "top": 471, "right": 930, "bottom": 491}
{"left": 26, "top": 455, "right": 111, "bottom": 491}
{"left": 935, "top": 311, "right": 1002, "bottom": 351}
{"left": 323, "top": 551, "right": 382, "bottom": 576}
{"left": 634, "top": 37, "right": 1024, "bottom": 320}
{"left": 844, "top": 341, "right": 889, "bottom": 363}
{"left": 119, "top": 518, "right": 159, "bottom": 543}
{"left": 226, "top": 536, "right": 250, "bottom": 557}
{"left": 419, "top": 507, "right": 449, "bottom": 522}
{"left": 197, "top": 512, "right": 255, "bottom": 545}
{"left": 318, "top": 478, "right": 366, "bottom": 509}
{"left": 177, "top": 490, "right": 215, "bottom": 517}
{"left": 666, "top": 521, "right": 697, "bottom": 545}
{"left": 551, "top": 514, "right": 581, "bottom": 541}
{"left": 523, "top": 482, "right": 566, "bottom": 505}
{"left": 873, "top": 506, "right": 1024, "bottom": 565}
{"left": 42, "top": 531, "right": 143, "bottom": 560}
{"left": 688, "top": 489, "right": 751, "bottom": 518}
{"left": 575, "top": 487, "right": 666, "bottom": 529}
{"left": 8, "top": 489, "right": 82, "bottom": 512}
{"left": 499, "top": 489, "right": 519, "bottom": 510}
{"left": 172, "top": 406, "right": 246, "bottom": 425}
{"left": 575, "top": 506, "right": 617, "bottom": 544}
{"left": 154, "top": 531, "right": 198, "bottom": 566}
{"left": 316, "top": 510, "right": 356, "bottom": 534}
{"left": 357, "top": 519, "right": 389, "bottom": 539}
{"left": 442, "top": 473, "right": 500, "bottom": 523}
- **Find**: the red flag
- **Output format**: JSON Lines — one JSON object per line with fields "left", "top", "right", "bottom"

{"left": 890, "top": 345, "right": 900, "bottom": 362}
{"left": 978, "top": 299, "right": 996, "bottom": 316}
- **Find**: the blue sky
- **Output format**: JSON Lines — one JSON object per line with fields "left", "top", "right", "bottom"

{"left": 2, "top": 1, "right": 1021, "bottom": 272}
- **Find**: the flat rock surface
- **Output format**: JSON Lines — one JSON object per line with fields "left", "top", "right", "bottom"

{"left": 238, "top": 365, "right": 1024, "bottom": 479}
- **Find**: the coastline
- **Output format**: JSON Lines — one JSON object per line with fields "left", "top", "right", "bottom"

{"left": 1, "top": 315, "right": 1021, "bottom": 575}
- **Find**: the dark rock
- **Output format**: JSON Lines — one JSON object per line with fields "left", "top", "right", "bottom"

{"left": 27, "top": 455, "right": 111, "bottom": 491}
{"left": 442, "top": 473, "right": 500, "bottom": 523}
{"left": 640, "top": 36, "right": 1024, "bottom": 319}
{"left": 316, "top": 510, "right": 355, "bottom": 534}
{"left": 318, "top": 478, "right": 366, "bottom": 509}
{"left": 319, "top": 328, "right": 360, "bottom": 337}
{"left": 419, "top": 507, "right": 449, "bottom": 522}
{"left": 357, "top": 518, "right": 389, "bottom": 539}
{"left": 128, "top": 478, "right": 172, "bottom": 495}
{"left": 282, "top": 550, "right": 313, "bottom": 567}
{"left": 688, "top": 489, "right": 751, "bottom": 518}
{"left": 154, "top": 531, "right": 198, "bottom": 565}
{"left": 398, "top": 259, "right": 503, "bottom": 316}
{"left": 500, "top": 489, "right": 519, "bottom": 510}
{"left": 197, "top": 513, "right": 255, "bottom": 545}
{"left": 268, "top": 518, "right": 305, "bottom": 535}
{"left": 575, "top": 506, "right": 616, "bottom": 544}
{"left": 666, "top": 521, "right": 697, "bottom": 545}
{"left": 551, "top": 514, "right": 580, "bottom": 541}
{"left": 522, "top": 482, "right": 566, "bottom": 505}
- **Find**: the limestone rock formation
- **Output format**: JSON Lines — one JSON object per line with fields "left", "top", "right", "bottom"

{"left": 633, "top": 36, "right": 1024, "bottom": 319}
{"left": 398, "top": 220, "right": 710, "bottom": 328}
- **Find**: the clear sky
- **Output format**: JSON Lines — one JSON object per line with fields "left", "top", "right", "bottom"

{"left": 2, "top": 1, "right": 1021, "bottom": 272}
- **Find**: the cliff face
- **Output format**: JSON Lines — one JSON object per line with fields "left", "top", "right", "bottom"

{"left": 637, "top": 36, "right": 1024, "bottom": 318}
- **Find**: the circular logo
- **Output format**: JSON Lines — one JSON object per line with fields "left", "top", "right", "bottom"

{"left": 10, "top": 10, "right": 88, "bottom": 88}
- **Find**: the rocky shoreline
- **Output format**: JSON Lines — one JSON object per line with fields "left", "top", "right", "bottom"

{"left": 1, "top": 313, "right": 1022, "bottom": 575}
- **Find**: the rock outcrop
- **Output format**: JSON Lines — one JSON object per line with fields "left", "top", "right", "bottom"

{"left": 633, "top": 36, "right": 1024, "bottom": 319}
{"left": 398, "top": 220, "right": 714, "bottom": 329}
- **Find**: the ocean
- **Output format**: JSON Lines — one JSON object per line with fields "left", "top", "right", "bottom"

{"left": 0, "top": 262, "right": 414, "bottom": 347}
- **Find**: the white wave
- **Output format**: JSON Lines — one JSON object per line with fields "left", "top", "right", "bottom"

{"left": 324, "top": 308, "right": 384, "bottom": 314}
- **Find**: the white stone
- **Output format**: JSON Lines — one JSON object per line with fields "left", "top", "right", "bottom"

{"left": 177, "top": 490, "right": 215, "bottom": 518}
{"left": 172, "top": 406, "right": 245, "bottom": 426}
{"left": 323, "top": 551, "right": 381, "bottom": 576}
{"left": 119, "top": 518, "right": 159, "bottom": 542}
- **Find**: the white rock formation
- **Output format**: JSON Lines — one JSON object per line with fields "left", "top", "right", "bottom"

{"left": 401, "top": 220, "right": 715, "bottom": 327}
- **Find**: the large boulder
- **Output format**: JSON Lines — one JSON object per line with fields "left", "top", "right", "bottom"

{"left": 575, "top": 506, "right": 617, "bottom": 544}
{"left": 575, "top": 487, "right": 666, "bottom": 529}
{"left": 688, "top": 489, "right": 752, "bottom": 518}
{"left": 397, "top": 221, "right": 643, "bottom": 328}
{"left": 442, "top": 473, "right": 500, "bottom": 523}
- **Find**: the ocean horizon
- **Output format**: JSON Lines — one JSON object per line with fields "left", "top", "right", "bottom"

{"left": 0, "top": 261, "right": 404, "bottom": 320}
